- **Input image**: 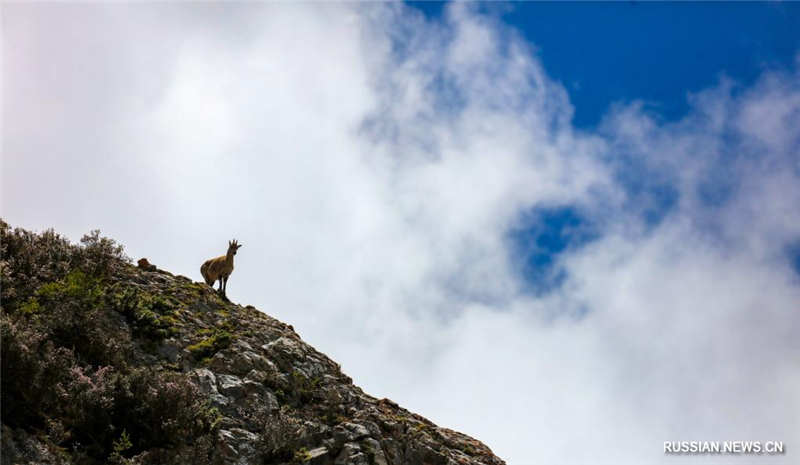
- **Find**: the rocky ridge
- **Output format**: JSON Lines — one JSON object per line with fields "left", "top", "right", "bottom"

{"left": 0, "top": 223, "right": 505, "bottom": 465}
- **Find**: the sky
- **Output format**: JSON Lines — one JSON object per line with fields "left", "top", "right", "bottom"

{"left": 411, "top": 1, "right": 800, "bottom": 127}
{"left": 3, "top": 2, "right": 800, "bottom": 464}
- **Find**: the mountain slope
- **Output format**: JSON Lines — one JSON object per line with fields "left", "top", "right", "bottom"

{"left": 0, "top": 222, "right": 505, "bottom": 465}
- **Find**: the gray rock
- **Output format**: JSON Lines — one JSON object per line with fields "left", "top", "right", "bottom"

{"left": 210, "top": 393, "right": 230, "bottom": 409}
{"left": 381, "top": 438, "right": 403, "bottom": 465}
{"left": 332, "top": 422, "right": 370, "bottom": 449}
{"left": 217, "top": 428, "right": 260, "bottom": 465}
{"left": 242, "top": 379, "right": 266, "bottom": 397}
{"left": 361, "top": 421, "right": 381, "bottom": 438}
{"left": 362, "top": 438, "right": 389, "bottom": 465}
{"left": 217, "top": 374, "right": 245, "bottom": 398}
{"left": 190, "top": 368, "right": 218, "bottom": 395}
{"left": 307, "top": 446, "right": 330, "bottom": 465}
{"left": 343, "top": 422, "right": 370, "bottom": 440}
{"left": 244, "top": 369, "right": 268, "bottom": 383}
{"left": 335, "top": 442, "right": 369, "bottom": 465}
{"left": 221, "top": 349, "right": 268, "bottom": 375}
{"left": 208, "top": 351, "right": 233, "bottom": 373}
{"left": 233, "top": 339, "right": 254, "bottom": 351}
{"left": 380, "top": 419, "right": 403, "bottom": 435}
{"left": 250, "top": 352, "right": 279, "bottom": 373}
{"left": 261, "top": 336, "right": 306, "bottom": 369}
{"left": 406, "top": 443, "right": 448, "bottom": 465}
{"left": 157, "top": 340, "right": 181, "bottom": 362}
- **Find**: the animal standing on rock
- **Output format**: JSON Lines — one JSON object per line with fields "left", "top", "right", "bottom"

{"left": 200, "top": 239, "right": 242, "bottom": 298}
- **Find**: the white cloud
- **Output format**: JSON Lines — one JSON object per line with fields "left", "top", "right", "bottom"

{"left": 3, "top": 3, "right": 799, "bottom": 464}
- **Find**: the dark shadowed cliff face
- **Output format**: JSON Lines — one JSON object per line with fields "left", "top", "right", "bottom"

{"left": 0, "top": 221, "right": 505, "bottom": 465}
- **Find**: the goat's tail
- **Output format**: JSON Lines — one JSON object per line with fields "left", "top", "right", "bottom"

{"left": 200, "top": 261, "right": 213, "bottom": 286}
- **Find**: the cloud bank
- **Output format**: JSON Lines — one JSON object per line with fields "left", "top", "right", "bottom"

{"left": 4, "top": 3, "right": 799, "bottom": 463}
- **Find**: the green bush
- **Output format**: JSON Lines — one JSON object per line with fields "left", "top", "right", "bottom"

{"left": 1, "top": 220, "right": 129, "bottom": 313}
{"left": 108, "top": 429, "right": 133, "bottom": 465}
{"left": 1, "top": 221, "right": 76, "bottom": 311}
{"left": 187, "top": 330, "right": 233, "bottom": 361}
{"left": 109, "top": 286, "right": 179, "bottom": 341}
{"left": 2, "top": 312, "right": 218, "bottom": 462}
{"left": 0, "top": 223, "right": 215, "bottom": 464}
{"left": 19, "top": 270, "right": 130, "bottom": 367}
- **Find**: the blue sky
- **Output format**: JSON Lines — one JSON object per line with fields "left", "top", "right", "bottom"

{"left": 408, "top": 1, "right": 800, "bottom": 293}
{"left": 411, "top": 1, "right": 800, "bottom": 127}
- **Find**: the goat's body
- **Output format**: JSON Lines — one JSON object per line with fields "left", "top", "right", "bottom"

{"left": 201, "top": 239, "right": 241, "bottom": 297}
{"left": 200, "top": 255, "right": 233, "bottom": 286}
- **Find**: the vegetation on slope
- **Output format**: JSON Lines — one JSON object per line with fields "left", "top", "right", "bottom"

{"left": 1, "top": 221, "right": 219, "bottom": 463}
{"left": 1, "top": 220, "right": 505, "bottom": 465}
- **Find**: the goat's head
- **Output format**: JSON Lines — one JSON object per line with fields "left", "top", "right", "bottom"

{"left": 228, "top": 239, "right": 243, "bottom": 256}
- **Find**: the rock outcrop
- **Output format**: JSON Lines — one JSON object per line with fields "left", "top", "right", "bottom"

{"left": 0, "top": 223, "right": 505, "bottom": 465}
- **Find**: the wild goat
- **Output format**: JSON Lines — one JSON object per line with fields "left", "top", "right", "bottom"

{"left": 200, "top": 239, "right": 242, "bottom": 297}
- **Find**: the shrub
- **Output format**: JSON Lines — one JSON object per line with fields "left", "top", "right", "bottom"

{"left": 2, "top": 313, "right": 217, "bottom": 462}
{"left": 293, "top": 446, "right": 312, "bottom": 463}
{"left": 187, "top": 330, "right": 233, "bottom": 361}
{"left": 1, "top": 220, "right": 75, "bottom": 311}
{"left": 259, "top": 409, "right": 306, "bottom": 462}
{"left": 286, "top": 369, "right": 322, "bottom": 407}
{"left": 0, "top": 220, "right": 129, "bottom": 313}
{"left": 76, "top": 229, "right": 129, "bottom": 277}
{"left": 1, "top": 314, "right": 70, "bottom": 429}
{"left": 112, "top": 368, "right": 221, "bottom": 452}
{"left": 1, "top": 223, "right": 216, "bottom": 463}
{"left": 24, "top": 270, "right": 131, "bottom": 367}
{"left": 108, "top": 429, "right": 133, "bottom": 465}
{"left": 109, "top": 286, "right": 178, "bottom": 341}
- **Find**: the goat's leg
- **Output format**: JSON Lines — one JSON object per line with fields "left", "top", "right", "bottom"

{"left": 222, "top": 276, "right": 228, "bottom": 295}
{"left": 217, "top": 278, "right": 223, "bottom": 292}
